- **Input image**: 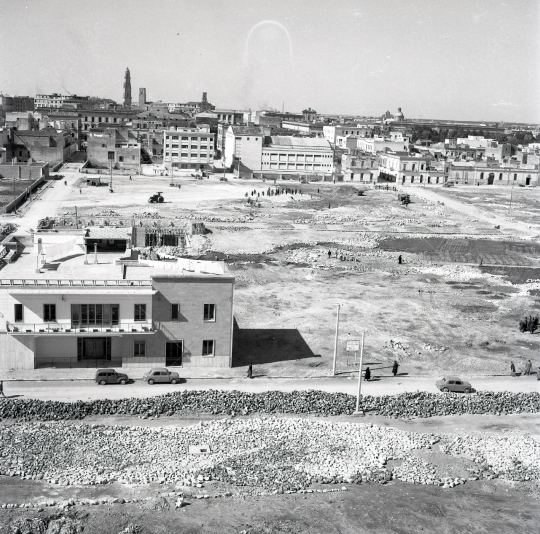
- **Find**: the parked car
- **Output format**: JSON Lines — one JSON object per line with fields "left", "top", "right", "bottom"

{"left": 94, "top": 369, "right": 129, "bottom": 385}
{"left": 143, "top": 368, "right": 180, "bottom": 385}
{"left": 219, "top": 177, "right": 228, "bottom": 181}
{"left": 436, "top": 376, "right": 473, "bottom": 393}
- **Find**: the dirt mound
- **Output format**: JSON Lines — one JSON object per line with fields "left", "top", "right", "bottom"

{"left": 331, "top": 186, "right": 363, "bottom": 197}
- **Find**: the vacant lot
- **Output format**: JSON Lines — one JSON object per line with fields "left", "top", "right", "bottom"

{"left": 50, "top": 175, "right": 540, "bottom": 378}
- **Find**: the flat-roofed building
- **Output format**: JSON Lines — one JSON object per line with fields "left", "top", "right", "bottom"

{"left": 87, "top": 128, "right": 141, "bottom": 169}
{"left": 0, "top": 233, "right": 234, "bottom": 370}
{"left": 261, "top": 136, "right": 333, "bottom": 175}
{"left": 224, "top": 125, "right": 264, "bottom": 170}
{"left": 163, "top": 127, "right": 215, "bottom": 170}
{"left": 357, "top": 132, "right": 410, "bottom": 154}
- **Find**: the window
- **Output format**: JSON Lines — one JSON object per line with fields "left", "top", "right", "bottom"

{"left": 14, "top": 304, "right": 23, "bottom": 323}
{"left": 514, "top": 174, "right": 517, "bottom": 180}
{"left": 171, "top": 304, "right": 180, "bottom": 321}
{"left": 44, "top": 304, "right": 56, "bottom": 322}
{"left": 203, "top": 304, "right": 215, "bottom": 322}
{"left": 480, "top": 173, "right": 484, "bottom": 179}
{"left": 202, "top": 339, "right": 214, "bottom": 356}
{"left": 134, "top": 304, "right": 146, "bottom": 321}
{"left": 119, "top": 156, "right": 124, "bottom": 162}
{"left": 134, "top": 340, "right": 146, "bottom": 357}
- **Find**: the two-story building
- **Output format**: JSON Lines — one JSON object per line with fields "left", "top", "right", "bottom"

{"left": 379, "top": 151, "right": 445, "bottom": 184}
{"left": 0, "top": 234, "right": 234, "bottom": 371}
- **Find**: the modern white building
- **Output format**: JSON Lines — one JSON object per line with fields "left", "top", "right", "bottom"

{"left": 163, "top": 127, "right": 215, "bottom": 170}
{"left": 261, "top": 136, "right": 333, "bottom": 175}
{"left": 224, "top": 125, "right": 264, "bottom": 170}
{"left": 357, "top": 132, "right": 410, "bottom": 154}
{"left": 0, "top": 231, "right": 234, "bottom": 371}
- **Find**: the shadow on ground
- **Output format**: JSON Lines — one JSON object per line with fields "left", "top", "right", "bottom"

{"left": 232, "top": 319, "right": 318, "bottom": 367}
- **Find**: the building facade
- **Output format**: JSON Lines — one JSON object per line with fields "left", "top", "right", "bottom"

{"left": 0, "top": 271, "right": 234, "bottom": 371}
{"left": 163, "top": 127, "right": 215, "bottom": 170}
{"left": 260, "top": 136, "right": 334, "bottom": 175}
{"left": 224, "top": 125, "right": 264, "bottom": 170}
{"left": 86, "top": 129, "right": 141, "bottom": 169}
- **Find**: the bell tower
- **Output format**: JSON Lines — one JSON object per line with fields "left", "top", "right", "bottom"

{"left": 123, "top": 68, "right": 132, "bottom": 107}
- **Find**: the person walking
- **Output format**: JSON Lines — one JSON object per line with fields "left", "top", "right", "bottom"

{"left": 524, "top": 360, "right": 532, "bottom": 375}
{"left": 510, "top": 361, "right": 516, "bottom": 377}
{"left": 247, "top": 364, "right": 253, "bottom": 379}
{"left": 0, "top": 380, "right": 4, "bottom": 398}
{"left": 328, "top": 250, "right": 331, "bottom": 259}
{"left": 364, "top": 367, "right": 371, "bottom": 381}
{"left": 398, "top": 255, "right": 402, "bottom": 265}
{"left": 392, "top": 361, "right": 399, "bottom": 377}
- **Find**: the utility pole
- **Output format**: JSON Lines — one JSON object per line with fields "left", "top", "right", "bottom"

{"left": 75, "top": 206, "right": 78, "bottom": 229}
{"left": 332, "top": 304, "right": 340, "bottom": 376}
{"left": 355, "top": 331, "right": 365, "bottom": 413}
{"left": 109, "top": 159, "right": 113, "bottom": 192}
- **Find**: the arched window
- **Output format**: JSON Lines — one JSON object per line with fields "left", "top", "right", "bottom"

{"left": 480, "top": 172, "right": 484, "bottom": 179}
{"left": 499, "top": 173, "right": 503, "bottom": 180}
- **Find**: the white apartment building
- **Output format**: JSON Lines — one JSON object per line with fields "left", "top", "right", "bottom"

{"left": 224, "top": 126, "right": 264, "bottom": 170}
{"left": 261, "top": 136, "right": 333, "bottom": 175}
{"left": 323, "top": 125, "right": 371, "bottom": 145}
{"left": 163, "top": 127, "right": 215, "bottom": 170}
{"left": 357, "top": 132, "right": 410, "bottom": 154}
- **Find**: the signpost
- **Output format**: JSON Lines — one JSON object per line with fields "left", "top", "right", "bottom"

{"left": 346, "top": 338, "right": 360, "bottom": 365}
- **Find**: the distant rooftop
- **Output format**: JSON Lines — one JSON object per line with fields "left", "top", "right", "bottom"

{"left": 265, "top": 136, "right": 331, "bottom": 148}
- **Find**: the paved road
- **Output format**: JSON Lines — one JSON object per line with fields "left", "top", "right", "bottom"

{"left": 2, "top": 376, "right": 538, "bottom": 402}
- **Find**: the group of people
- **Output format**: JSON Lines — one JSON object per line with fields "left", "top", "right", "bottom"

{"left": 245, "top": 187, "right": 303, "bottom": 198}
{"left": 510, "top": 360, "right": 538, "bottom": 377}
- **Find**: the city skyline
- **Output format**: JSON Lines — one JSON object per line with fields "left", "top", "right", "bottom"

{"left": 0, "top": 0, "right": 538, "bottom": 123}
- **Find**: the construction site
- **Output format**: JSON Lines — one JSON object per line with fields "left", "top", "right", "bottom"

{"left": 0, "top": 169, "right": 539, "bottom": 533}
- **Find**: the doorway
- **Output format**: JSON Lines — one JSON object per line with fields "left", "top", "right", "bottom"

{"left": 77, "top": 337, "right": 111, "bottom": 360}
{"left": 487, "top": 173, "right": 495, "bottom": 185}
{"left": 166, "top": 341, "right": 183, "bottom": 366}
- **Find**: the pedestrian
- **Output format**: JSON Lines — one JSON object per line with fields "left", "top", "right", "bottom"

{"left": 79, "top": 188, "right": 82, "bottom": 195}
{"left": 392, "top": 361, "right": 399, "bottom": 377}
{"left": 364, "top": 367, "right": 371, "bottom": 381}
{"left": 524, "top": 360, "right": 532, "bottom": 375}
{"left": 328, "top": 250, "right": 331, "bottom": 258}
{"left": 328, "top": 203, "right": 331, "bottom": 209}
{"left": 398, "top": 255, "right": 402, "bottom": 265}
{"left": 0, "top": 380, "right": 4, "bottom": 398}
{"left": 510, "top": 361, "right": 516, "bottom": 377}
{"left": 129, "top": 176, "right": 132, "bottom": 180}
{"left": 247, "top": 364, "right": 253, "bottom": 379}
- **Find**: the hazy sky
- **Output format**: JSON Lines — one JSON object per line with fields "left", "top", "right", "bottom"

{"left": 1, "top": 0, "right": 539, "bottom": 122}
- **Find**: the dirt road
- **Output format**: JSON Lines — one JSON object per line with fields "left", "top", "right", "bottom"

{"left": 407, "top": 185, "right": 537, "bottom": 237}
{"left": 2, "top": 375, "right": 538, "bottom": 402}
{"left": 5, "top": 170, "right": 81, "bottom": 234}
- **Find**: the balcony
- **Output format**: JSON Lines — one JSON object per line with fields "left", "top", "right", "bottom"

{"left": 6, "top": 322, "right": 156, "bottom": 335}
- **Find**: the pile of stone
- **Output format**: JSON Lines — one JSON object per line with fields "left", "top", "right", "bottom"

{"left": 0, "top": 391, "right": 538, "bottom": 422}
{"left": 1, "top": 418, "right": 537, "bottom": 493}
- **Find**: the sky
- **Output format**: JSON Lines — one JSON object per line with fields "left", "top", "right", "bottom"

{"left": 1, "top": 0, "right": 539, "bottom": 123}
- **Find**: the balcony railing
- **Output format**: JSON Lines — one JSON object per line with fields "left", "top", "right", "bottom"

{"left": 6, "top": 321, "right": 156, "bottom": 334}
{"left": 0, "top": 279, "right": 153, "bottom": 287}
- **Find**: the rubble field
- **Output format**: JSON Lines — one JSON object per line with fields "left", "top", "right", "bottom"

{"left": 56, "top": 177, "right": 540, "bottom": 377}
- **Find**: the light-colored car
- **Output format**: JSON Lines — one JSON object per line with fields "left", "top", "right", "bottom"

{"left": 436, "top": 376, "right": 473, "bottom": 393}
{"left": 94, "top": 369, "right": 129, "bottom": 385}
{"left": 143, "top": 368, "right": 180, "bottom": 385}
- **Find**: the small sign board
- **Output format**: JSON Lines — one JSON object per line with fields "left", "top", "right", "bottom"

{"left": 346, "top": 340, "right": 360, "bottom": 352}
